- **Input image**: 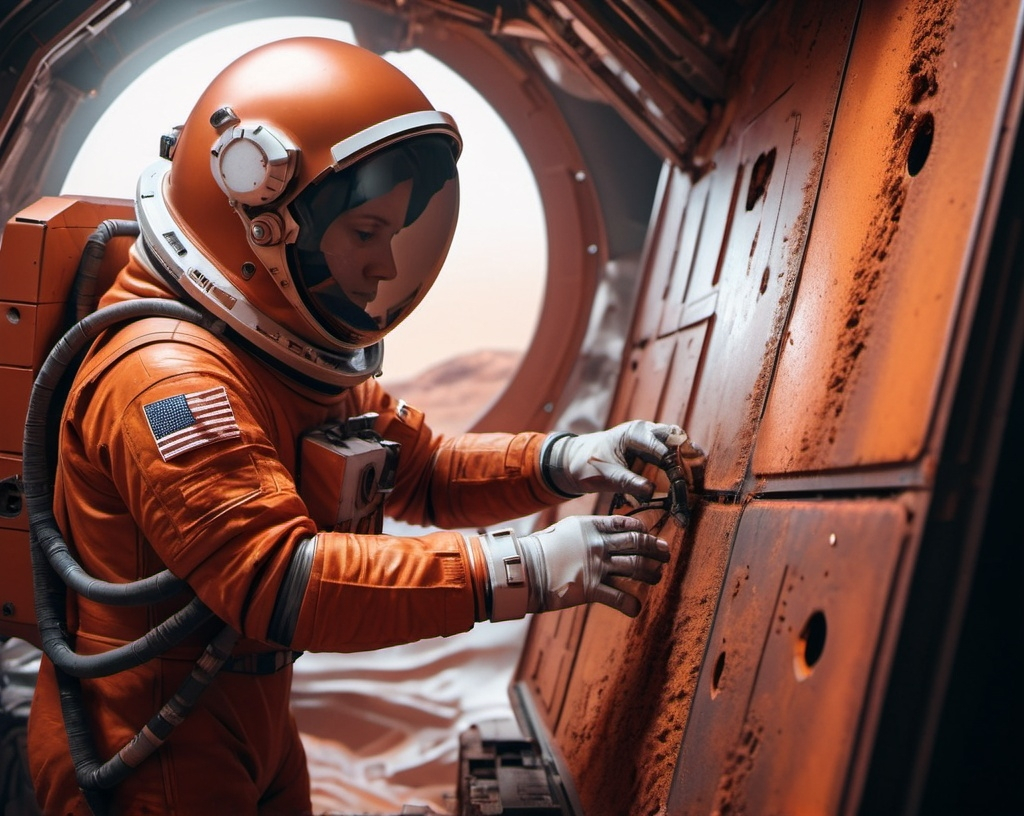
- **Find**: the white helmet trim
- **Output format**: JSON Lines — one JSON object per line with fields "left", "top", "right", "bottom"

{"left": 136, "top": 159, "right": 383, "bottom": 389}
{"left": 328, "top": 111, "right": 462, "bottom": 174}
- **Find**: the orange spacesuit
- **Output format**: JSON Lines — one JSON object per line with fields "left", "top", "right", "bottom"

{"left": 28, "top": 252, "right": 568, "bottom": 814}
{"left": 25, "top": 37, "right": 679, "bottom": 815}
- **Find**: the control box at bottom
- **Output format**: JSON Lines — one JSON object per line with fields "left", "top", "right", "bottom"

{"left": 458, "top": 718, "right": 568, "bottom": 815}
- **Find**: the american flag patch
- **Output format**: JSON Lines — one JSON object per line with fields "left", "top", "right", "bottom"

{"left": 143, "top": 386, "right": 241, "bottom": 462}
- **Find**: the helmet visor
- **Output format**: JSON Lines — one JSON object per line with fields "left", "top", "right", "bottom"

{"left": 289, "top": 135, "right": 459, "bottom": 349}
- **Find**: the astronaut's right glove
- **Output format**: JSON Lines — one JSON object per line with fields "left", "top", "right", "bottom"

{"left": 477, "top": 515, "right": 670, "bottom": 621}
{"left": 541, "top": 420, "right": 683, "bottom": 500}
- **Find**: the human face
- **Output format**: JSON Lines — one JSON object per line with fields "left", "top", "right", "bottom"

{"left": 317, "top": 179, "right": 414, "bottom": 311}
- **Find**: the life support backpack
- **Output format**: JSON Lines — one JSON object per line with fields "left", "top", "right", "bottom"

{"left": 0, "top": 195, "right": 138, "bottom": 648}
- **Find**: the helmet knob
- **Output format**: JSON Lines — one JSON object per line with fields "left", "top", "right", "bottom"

{"left": 249, "top": 213, "right": 285, "bottom": 246}
{"left": 211, "top": 121, "right": 299, "bottom": 207}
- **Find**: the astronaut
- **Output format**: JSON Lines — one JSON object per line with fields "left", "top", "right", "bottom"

{"left": 26, "top": 37, "right": 679, "bottom": 814}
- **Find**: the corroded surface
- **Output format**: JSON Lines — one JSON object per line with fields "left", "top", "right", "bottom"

{"left": 757, "top": 0, "right": 1021, "bottom": 473}
{"left": 515, "top": 0, "right": 1024, "bottom": 813}
{"left": 667, "top": 496, "right": 922, "bottom": 814}
{"left": 555, "top": 503, "right": 739, "bottom": 816}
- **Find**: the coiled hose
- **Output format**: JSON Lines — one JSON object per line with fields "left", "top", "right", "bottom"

{"left": 22, "top": 234, "right": 241, "bottom": 810}
{"left": 23, "top": 297, "right": 217, "bottom": 677}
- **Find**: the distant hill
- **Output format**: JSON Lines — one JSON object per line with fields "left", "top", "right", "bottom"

{"left": 379, "top": 349, "right": 522, "bottom": 436}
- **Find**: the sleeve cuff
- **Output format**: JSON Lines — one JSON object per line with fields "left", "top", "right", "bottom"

{"left": 539, "top": 432, "right": 582, "bottom": 499}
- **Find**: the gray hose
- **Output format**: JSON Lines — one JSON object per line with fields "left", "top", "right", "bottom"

{"left": 72, "top": 220, "right": 140, "bottom": 322}
{"left": 21, "top": 220, "right": 244, "bottom": 813}
{"left": 75, "top": 624, "right": 240, "bottom": 792}
{"left": 23, "top": 296, "right": 237, "bottom": 815}
{"left": 23, "top": 298, "right": 219, "bottom": 678}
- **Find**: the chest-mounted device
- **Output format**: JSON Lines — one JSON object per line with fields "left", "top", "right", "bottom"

{"left": 299, "top": 412, "right": 400, "bottom": 534}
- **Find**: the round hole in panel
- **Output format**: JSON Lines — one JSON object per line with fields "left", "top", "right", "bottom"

{"left": 745, "top": 146, "right": 777, "bottom": 210}
{"left": 794, "top": 609, "right": 827, "bottom": 680}
{"left": 907, "top": 112, "right": 934, "bottom": 177}
{"left": 711, "top": 650, "right": 726, "bottom": 698}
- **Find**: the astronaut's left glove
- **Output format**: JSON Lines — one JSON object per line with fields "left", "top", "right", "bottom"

{"left": 542, "top": 420, "right": 683, "bottom": 500}
{"left": 478, "top": 514, "right": 669, "bottom": 621}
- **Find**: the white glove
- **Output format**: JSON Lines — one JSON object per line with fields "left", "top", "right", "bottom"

{"left": 543, "top": 420, "right": 683, "bottom": 500}
{"left": 479, "top": 515, "right": 670, "bottom": 621}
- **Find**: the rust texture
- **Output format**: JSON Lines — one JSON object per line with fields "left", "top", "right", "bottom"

{"left": 803, "top": 0, "right": 954, "bottom": 456}
{"left": 557, "top": 504, "right": 739, "bottom": 816}
{"left": 550, "top": 0, "right": 854, "bottom": 810}
{"left": 514, "top": 0, "right": 1024, "bottom": 811}
{"left": 666, "top": 498, "right": 921, "bottom": 814}
{"left": 712, "top": 715, "right": 765, "bottom": 816}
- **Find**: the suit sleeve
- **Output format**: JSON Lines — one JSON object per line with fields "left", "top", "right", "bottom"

{"left": 350, "top": 379, "right": 567, "bottom": 529}
{"left": 85, "top": 341, "right": 481, "bottom": 651}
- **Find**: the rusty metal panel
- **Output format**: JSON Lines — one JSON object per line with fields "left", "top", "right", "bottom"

{"left": 634, "top": 165, "right": 693, "bottom": 343}
{"left": 516, "top": 605, "right": 588, "bottom": 731}
{"left": 667, "top": 495, "right": 924, "bottom": 815}
{"left": 513, "top": 0, "right": 1024, "bottom": 813}
{"left": 645, "top": 0, "right": 858, "bottom": 492}
{"left": 658, "top": 176, "right": 712, "bottom": 336}
{"left": 756, "top": 0, "right": 1024, "bottom": 474}
{"left": 515, "top": 2, "right": 861, "bottom": 809}
{"left": 683, "top": 112, "right": 798, "bottom": 490}
{"left": 681, "top": 155, "right": 742, "bottom": 311}
{"left": 608, "top": 321, "right": 712, "bottom": 434}
{"left": 626, "top": 334, "right": 677, "bottom": 416}
{"left": 661, "top": 323, "right": 713, "bottom": 430}
{"left": 553, "top": 503, "right": 740, "bottom": 816}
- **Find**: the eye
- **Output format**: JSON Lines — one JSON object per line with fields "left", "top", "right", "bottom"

{"left": 355, "top": 229, "right": 374, "bottom": 242}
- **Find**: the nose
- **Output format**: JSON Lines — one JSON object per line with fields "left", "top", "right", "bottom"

{"left": 366, "top": 243, "right": 399, "bottom": 282}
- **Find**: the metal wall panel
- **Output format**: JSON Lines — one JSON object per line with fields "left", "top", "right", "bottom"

{"left": 757, "top": 0, "right": 1024, "bottom": 477}
{"left": 667, "top": 496, "right": 924, "bottom": 815}
{"left": 515, "top": 605, "right": 588, "bottom": 734}
{"left": 514, "top": 2, "right": 862, "bottom": 811}
{"left": 512, "top": 0, "right": 1024, "bottom": 813}
{"left": 625, "top": 0, "right": 861, "bottom": 492}
{"left": 634, "top": 165, "right": 694, "bottom": 344}
{"left": 552, "top": 503, "right": 741, "bottom": 816}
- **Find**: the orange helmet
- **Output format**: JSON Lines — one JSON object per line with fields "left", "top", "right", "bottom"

{"left": 135, "top": 37, "right": 462, "bottom": 388}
